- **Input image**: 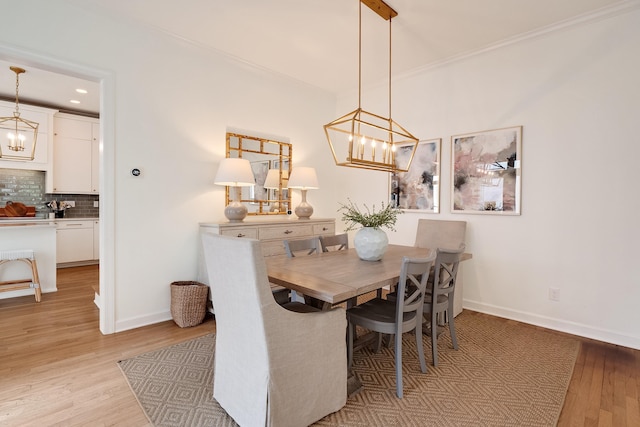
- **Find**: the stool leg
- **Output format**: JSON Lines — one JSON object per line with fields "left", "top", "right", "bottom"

{"left": 30, "top": 259, "right": 42, "bottom": 303}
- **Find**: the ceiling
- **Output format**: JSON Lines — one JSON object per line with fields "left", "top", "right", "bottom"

{"left": 0, "top": 0, "right": 631, "bottom": 115}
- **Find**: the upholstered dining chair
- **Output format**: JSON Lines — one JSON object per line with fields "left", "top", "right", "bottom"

{"left": 424, "top": 245, "right": 465, "bottom": 366}
{"left": 201, "top": 233, "right": 347, "bottom": 426}
{"left": 283, "top": 236, "right": 321, "bottom": 257}
{"left": 320, "top": 233, "right": 349, "bottom": 252}
{"left": 346, "top": 253, "right": 436, "bottom": 398}
{"left": 414, "top": 219, "right": 466, "bottom": 250}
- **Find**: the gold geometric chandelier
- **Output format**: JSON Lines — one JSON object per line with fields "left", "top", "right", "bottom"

{"left": 0, "top": 66, "right": 39, "bottom": 161}
{"left": 324, "top": 0, "right": 418, "bottom": 173}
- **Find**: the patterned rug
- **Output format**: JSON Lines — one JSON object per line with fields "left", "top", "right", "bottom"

{"left": 117, "top": 311, "right": 579, "bottom": 426}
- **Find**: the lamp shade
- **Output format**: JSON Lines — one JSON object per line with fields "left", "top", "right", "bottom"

{"left": 214, "top": 158, "right": 255, "bottom": 187}
{"left": 263, "top": 169, "right": 281, "bottom": 189}
{"left": 287, "top": 167, "right": 319, "bottom": 190}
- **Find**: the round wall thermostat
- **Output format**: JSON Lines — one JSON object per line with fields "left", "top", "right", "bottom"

{"left": 131, "top": 168, "right": 141, "bottom": 177}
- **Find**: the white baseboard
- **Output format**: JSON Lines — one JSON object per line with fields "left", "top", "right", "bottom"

{"left": 464, "top": 299, "right": 640, "bottom": 350}
{"left": 93, "top": 292, "right": 102, "bottom": 309}
{"left": 115, "top": 310, "right": 172, "bottom": 333}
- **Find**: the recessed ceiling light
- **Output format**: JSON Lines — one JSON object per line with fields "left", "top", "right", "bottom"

{"left": 75, "top": 88, "right": 88, "bottom": 94}
{"left": 70, "top": 100, "right": 81, "bottom": 104}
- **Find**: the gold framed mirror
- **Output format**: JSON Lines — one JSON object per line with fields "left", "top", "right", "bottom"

{"left": 226, "top": 132, "right": 292, "bottom": 216}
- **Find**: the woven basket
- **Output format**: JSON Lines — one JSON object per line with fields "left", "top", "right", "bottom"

{"left": 170, "top": 281, "right": 209, "bottom": 327}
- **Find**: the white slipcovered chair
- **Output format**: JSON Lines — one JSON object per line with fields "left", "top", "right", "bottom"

{"left": 201, "top": 233, "right": 347, "bottom": 427}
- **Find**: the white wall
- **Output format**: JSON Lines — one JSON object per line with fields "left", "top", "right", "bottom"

{"left": 2, "top": 2, "right": 638, "bottom": 349}
{"left": 0, "top": 1, "right": 336, "bottom": 331}
{"left": 332, "top": 7, "right": 640, "bottom": 349}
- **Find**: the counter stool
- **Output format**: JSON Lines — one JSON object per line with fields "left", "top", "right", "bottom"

{"left": 0, "top": 250, "right": 42, "bottom": 302}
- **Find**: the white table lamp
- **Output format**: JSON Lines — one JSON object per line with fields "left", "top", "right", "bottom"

{"left": 263, "top": 169, "right": 283, "bottom": 212}
{"left": 263, "top": 168, "right": 280, "bottom": 190}
{"left": 214, "top": 158, "right": 255, "bottom": 222}
{"left": 288, "top": 167, "right": 318, "bottom": 220}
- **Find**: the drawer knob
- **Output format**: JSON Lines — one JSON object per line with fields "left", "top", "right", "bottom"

{"left": 237, "top": 233, "right": 245, "bottom": 238}
{"left": 322, "top": 227, "right": 328, "bottom": 231}
{"left": 284, "top": 230, "right": 293, "bottom": 234}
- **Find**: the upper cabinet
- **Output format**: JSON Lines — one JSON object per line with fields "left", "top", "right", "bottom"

{"left": 0, "top": 100, "right": 57, "bottom": 170}
{"left": 50, "top": 113, "right": 100, "bottom": 194}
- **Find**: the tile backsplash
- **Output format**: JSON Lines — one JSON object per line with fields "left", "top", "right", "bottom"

{"left": 0, "top": 168, "right": 99, "bottom": 218}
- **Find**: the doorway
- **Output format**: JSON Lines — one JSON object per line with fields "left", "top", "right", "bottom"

{"left": 0, "top": 48, "right": 115, "bottom": 333}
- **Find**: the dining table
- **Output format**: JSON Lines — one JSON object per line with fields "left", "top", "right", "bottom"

{"left": 265, "top": 244, "right": 472, "bottom": 309}
{"left": 265, "top": 243, "right": 472, "bottom": 395}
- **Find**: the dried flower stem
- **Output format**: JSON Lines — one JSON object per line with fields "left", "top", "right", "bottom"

{"left": 338, "top": 199, "right": 401, "bottom": 231}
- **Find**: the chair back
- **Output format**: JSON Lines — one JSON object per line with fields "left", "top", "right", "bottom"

{"left": 284, "top": 236, "right": 321, "bottom": 257}
{"left": 201, "top": 233, "right": 273, "bottom": 348}
{"left": 395, "top": 254, "right": 436, "bottom": 330}
{"left": 431, "top": 245, "right": 465, "bottom": 301}
{"left": 320, "top": 233, "right": 349, "bottom": 252}
{"left": 415, "top": 219, "right": 466, "bottom": 250}
{"left": 201, "top": 232, "right": 348, "bottom": 426}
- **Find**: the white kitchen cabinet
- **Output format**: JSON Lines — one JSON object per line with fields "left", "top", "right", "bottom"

{"left": 93, "top": 219, "right": 100, "bottom": 260}
{"left": 56, "top": 220, "right": 95, "bottom": 265}
{"left": 51, "top": 113, "right": 99, "bottom": 194}
{"left": 91, "top": 122, "right": 99, "bottom": 193}
{"left": 0, "top": 100, "right": 56, "bottom": 170}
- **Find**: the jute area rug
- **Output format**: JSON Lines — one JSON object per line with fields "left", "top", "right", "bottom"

{"left": 117, "top": 311, "right": 579, "bottom": 426}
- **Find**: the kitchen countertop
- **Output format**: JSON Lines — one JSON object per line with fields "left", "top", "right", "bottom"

{"left": 0, "top": 217, "right": 99, "bottom": 227}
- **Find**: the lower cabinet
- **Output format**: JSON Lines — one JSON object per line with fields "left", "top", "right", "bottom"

{"left": 56, "top": 220, "right": 99, "bottom": 266}
{"left": 93, "top": 220, "right": 100, "bottom": 260}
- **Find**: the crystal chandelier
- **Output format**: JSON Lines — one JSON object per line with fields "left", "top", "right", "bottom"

{"left": 0, "top": 66, "right": 39, "bottom": 161}
{"left": 324, "top": 0, "right": 418, "bottom": 173}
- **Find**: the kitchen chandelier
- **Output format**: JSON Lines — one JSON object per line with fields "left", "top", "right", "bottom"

{"left": 0, "top": 66, "right": 39, "bottom": 161}
{"left": 324, "top": 0, "right": 418, "bottom": 173}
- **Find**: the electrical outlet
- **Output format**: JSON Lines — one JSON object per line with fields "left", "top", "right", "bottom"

{"left": 93, "top": 201, "right": 99, "bottom": 208}
{"left": 548, "top": 287, "right": 560, "bottom": 301}
{"left": 65, "top": 200, "right": 75, "bottom": 207}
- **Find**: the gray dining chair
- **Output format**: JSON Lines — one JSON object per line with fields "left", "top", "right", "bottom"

{"left": 346, "top": 253, "right": 436, "bottom": 398}
{"left": 283, "top": 236, "right": 321, "bottom": 257}
{"left": 424, "top": 245, "right": 465, "bottom": 366}
{"left": 283, "top": 236, "right": 323, "bottom": 307}
{"left": 320, "top": 233, "right": 349, "bottom": 252}
{"left": 414, "top": 218, "right": 466, "bottom": 318}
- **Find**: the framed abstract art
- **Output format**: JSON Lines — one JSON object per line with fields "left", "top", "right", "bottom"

{"left": 391, "top": 138, "right": 441, "bottom": 213}
{"left": 451, "top": 126, "right": 522, "bottom": 215}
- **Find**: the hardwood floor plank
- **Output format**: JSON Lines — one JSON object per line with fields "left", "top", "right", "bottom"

{"left": 1, "top": 265, "right": 638, "bottom": 426}
{"left": 597, "top": 408, "right": 613, "bottom": 427}
{"left": 585, "top": 343, "right": 606, "bottom": 425}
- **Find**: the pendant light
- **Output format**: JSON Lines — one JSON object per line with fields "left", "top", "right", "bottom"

{"left": 324, "top": 0, "right": 418, "bottom": 173}
{"left": 0, "top": 66, "right": 39, "bottom": 161}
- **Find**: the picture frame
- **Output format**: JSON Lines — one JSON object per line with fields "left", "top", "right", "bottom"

{"left": 271, "top": 158, "right": 290, "bottom": 200}
{"left": 391, "top": 138, "right": 441, "bottom": 213}
{"left": 243, "top": 160, "right": 270, "bottom": 203}
{"left": 451, "top": 126, "right": 522, "bottom": 215}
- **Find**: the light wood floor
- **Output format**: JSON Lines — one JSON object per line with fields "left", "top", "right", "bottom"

{"left": 1, "top": 266, "right": 638, "bottom": 426}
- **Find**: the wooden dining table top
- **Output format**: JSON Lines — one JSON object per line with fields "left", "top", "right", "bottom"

{"left": 265, "top": 244, "right": 472, "bottom": 306}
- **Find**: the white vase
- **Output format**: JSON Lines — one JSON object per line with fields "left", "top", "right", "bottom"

{"left": 354, "top": 227, "right": 389, "bottom": 261}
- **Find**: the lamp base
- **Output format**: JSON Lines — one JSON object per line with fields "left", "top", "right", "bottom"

{"left": 294, "top": 202, "right": 313, "bottom": 220}
{"left": 224, "top": 201, "right": 248, "bottom": 222}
